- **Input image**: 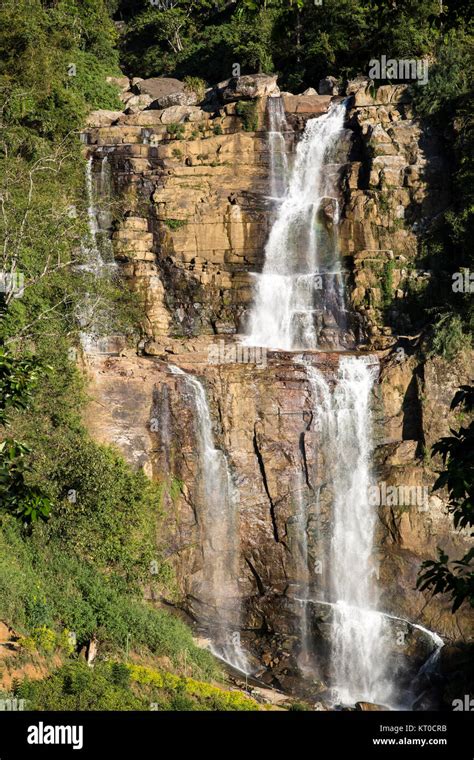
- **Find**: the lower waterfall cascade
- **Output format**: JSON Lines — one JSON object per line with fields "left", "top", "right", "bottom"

{"left": 168, "top": 365, "right": 249, "bottom": 674}
{"left": 305, "top": 356, "right": 393, "bottom": 706}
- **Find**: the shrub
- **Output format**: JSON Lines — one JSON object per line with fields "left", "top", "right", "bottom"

{"left": 235, "top": 101, "right": 258, "bottom": 132}
{"left": 183, "top": 76, "right": 207, "bottom": 102}
{"left": 164, "top": 219, "right": 187, "bottom": 231}
{"left": 167, "top": 123, "right": 185, "bottom": 139}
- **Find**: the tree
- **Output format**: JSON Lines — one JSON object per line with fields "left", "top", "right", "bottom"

{"left": 417, "top": 386, "right": 474, "bottom": 611}
{"left": 0, "top": 347, "right": 52, "bottom": 522}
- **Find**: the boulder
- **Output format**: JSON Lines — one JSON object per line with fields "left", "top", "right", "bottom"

{"left": 346, "top": 77, "right": 410, "bottom": 107}
{"left": 282, "top": 94, "right": 331, "bottom": 115}
{"left": 218, "top": 73, "right": 279, "bottom": 102}
{"left": 122, "top": 93, "right": 154, "bottom": 110}
{"left": 106, "top": 75, "right": 130, "bottom": 92}
{"left": 160, "top": 105, "right": 205, "bottom": 124}
{"left": 318, "top": 76, "right": 339, "bottom": 96}
{"left": 132, "top": 77, "right": 198, "bottom": 109}
{"left": 85, "top": 110, "right": 123, "bottom": 128}
{"left": 149, "top": 90, "right": 198, "bottom": 110}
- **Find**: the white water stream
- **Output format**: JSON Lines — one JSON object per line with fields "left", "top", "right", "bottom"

{"left": 169, "top": 365, "right": 249, "bottom": 673}
{"left": 245, "top": 100, "right": 347, "bottom": 350}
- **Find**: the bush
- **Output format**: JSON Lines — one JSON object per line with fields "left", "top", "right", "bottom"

{"left": 235, "top": 101, "right": 258, "bottom": 132}
{"left": 183, "top": 76, "right": 207, "bottom": 102}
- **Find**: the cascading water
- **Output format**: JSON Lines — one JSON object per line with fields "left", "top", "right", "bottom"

{"left": 168, "top": 365, "right": 249, "bottom": 673}
{"left": 78, "top": 155, "right": 117, "bottom": 353}
{"left": 304, "top": 356, "right": 393, "bottom": 706}
{"left": 244, "top": 101, "right": 348, "bottom": 350}
{"left": 266, "top": 96, "right": 289, "bottom": 203}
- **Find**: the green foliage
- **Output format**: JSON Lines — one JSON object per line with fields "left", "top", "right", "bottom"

{"left": 417, "top": 386, "right": 474, "bottom": 611}
{"left": 0, "top": 513, "right": 214, "bottom": 673}
{"left": 19, "top": 661, "right": 145, "bottom": 711}
{"left": 116, "top": 0, "right": 451, "bottom": 91}
{"left": 406, "top": 26, "right": 474, "bottom": 354}
{"left": 428, "top": 313, "right": 469, "bottom": 361}
{"left": 413, "top": 27, "right": 473, "bottom": 119}
{"left": 167, "top": 122, "right": 185, "bottom": 139}
{"left": 183, "top": 76, "right": 207, "bottom": 102}
{"left": 164, "top": 219, "right": 187, "bottom": 230}
{"left": 235, "top": 101, "right": 259, "bottom": 132}
{"left": 0, "top": 351, "right": 52, "bottom": 522}
{"left": 0, "top": 0, "right": 121, "bottom": 141}
{"left": 18, "top": 659, "right": 256, "bottom": 711}
{"left": 0, "top": 349, "right": 42, "bottom": 425}
{"left": 381, "top": 259, "right": 394, "bottom": 308}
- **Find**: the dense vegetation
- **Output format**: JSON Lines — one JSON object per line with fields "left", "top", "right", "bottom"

{"left": 418, "top": 385, "right": 474, "bottom": 611}
{"left": 0, "top": 0, "right": 217, "bottom": 707}
{"left": 15, "top": 661, "right": 259, "bottom": 711}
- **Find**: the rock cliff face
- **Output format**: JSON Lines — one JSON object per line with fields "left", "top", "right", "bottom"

{"left": 83, "top": 74, "right": 472, "bottom": 702}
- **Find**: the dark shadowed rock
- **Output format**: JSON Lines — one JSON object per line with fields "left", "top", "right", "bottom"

{"left": 319, "top": 76, "right": 339, "bottom": 95}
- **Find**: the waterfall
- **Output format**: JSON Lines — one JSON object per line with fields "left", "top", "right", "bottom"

{"left": 78, "top": 156, "right": 117, "bottom": 353}
{"left": 84, "top": 156, "right": 103, "bottom": 271}
{"left": 305, "top": 356, "right": 392, "bottom": 705}
{"left": 266, "top": 96, "right": 289, "bottom": 203}
{"left": 245, "top": 101, "right": 347, "bottom": 350}
{"left": 168, "top": 365, "right": 249, "bottom": 673}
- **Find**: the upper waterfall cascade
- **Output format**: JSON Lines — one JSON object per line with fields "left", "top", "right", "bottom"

{"left": 245, "top": 100, "right": 348, "bottom": 351}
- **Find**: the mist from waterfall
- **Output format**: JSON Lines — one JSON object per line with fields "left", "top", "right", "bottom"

{"left": 168, "top": 365, "right": 249, "bottom": 673}
{"left": 245, "top": 100, "right": 347, "bottom": 350}
{"left": 305, "top": 356, "right": 393, "bottom": 706}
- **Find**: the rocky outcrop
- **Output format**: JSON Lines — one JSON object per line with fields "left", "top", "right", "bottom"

{"left": 84, "top": 337, "right": 473, "bottom": 695}
{"left": 217, "top": 74, "right": 280, "bottom": 103}
{"left": 82, "top": 74, "right": 473, "bottom": 701}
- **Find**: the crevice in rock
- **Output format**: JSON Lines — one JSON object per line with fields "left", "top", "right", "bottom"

{"left": 253, "top": 423, "right": 279, "bottom": 543}
{"left": 245, "top": 556, "right": 266, "bottom": 597}
{"left": 300, "top": 428, "right": 312, "bottom": 490}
